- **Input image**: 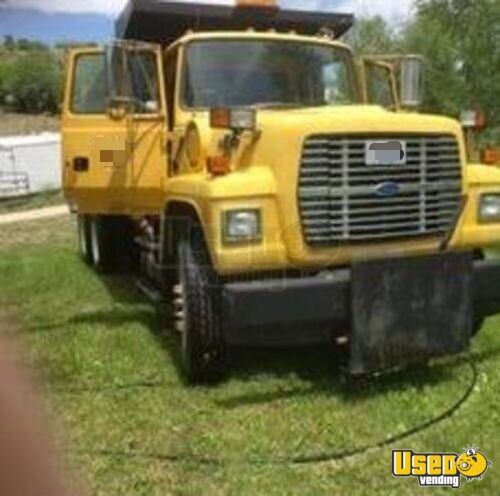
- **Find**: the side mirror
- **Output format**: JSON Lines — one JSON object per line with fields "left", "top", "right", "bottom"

{"left": 400, "top": 56, "right": 424, "bottom": 109}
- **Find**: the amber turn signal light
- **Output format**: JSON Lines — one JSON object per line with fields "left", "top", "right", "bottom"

{"left": 236, "top": 0, "right": 278, "bottom": 9}
{"left": 207, "top": 155, "right": 231, "bottom": 176}
{"left": 210, "top": 108, "right": 232, "bottom": 129}
{"left": 483, "top": 149, "right": 500, "bottom": 166}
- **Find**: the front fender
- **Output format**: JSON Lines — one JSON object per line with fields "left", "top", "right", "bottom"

{"left": 467, "top": 163, "right": 500, "bottom": 186}
{"left": 452, "top": 164, "right": 500, "bottom": 249}
{"left": 165, "top": 167, "right": 287, "bottom": 275}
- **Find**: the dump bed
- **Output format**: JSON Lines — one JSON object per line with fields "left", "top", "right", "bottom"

{"left": 116, "top": 0, "right": 354, "bottom": 44}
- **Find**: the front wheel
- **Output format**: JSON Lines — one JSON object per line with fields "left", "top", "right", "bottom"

{"left": 174, "top": 227, "right": 227, "bottom": 384}
{"left": 472, "top": 315, "right": 486, "bottom": 337}
{"left": 472, "top": 250, "right": 486, "bottom": 337}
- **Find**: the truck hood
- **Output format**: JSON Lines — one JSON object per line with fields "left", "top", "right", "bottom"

{"left": 235, "top": 105, "right": 465, "bottom": 179}
{"left": 255, "top": 105, "right": 463, "bottom": 138}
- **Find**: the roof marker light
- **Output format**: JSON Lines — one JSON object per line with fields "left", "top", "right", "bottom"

{"left": 236, "top": 0, "right": 278, "bottom": 10}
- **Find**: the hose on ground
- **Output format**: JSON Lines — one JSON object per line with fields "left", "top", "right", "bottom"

{"left": 65, "top": 354, "right": 478, "bottom": 466}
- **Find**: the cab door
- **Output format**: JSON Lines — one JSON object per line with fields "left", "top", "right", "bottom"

{"left": 362, "top": 59, "right": 399, "bottom": 110}
{"left": 62, "top": 42, "right": 168, "bottom": 215}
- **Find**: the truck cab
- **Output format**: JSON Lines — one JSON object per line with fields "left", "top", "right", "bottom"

{"left": 62, "top": 0, "right": 500, "bottom": 383}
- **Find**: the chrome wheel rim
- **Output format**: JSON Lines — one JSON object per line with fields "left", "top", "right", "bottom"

{"left": 90, "top": 220, "right": 100, "bottom": 267}
{"left": 175, "top": 246, "right": 188, "bottom": 359}
{"left": 78, "top": 218, "right": 87, "bottom": 257}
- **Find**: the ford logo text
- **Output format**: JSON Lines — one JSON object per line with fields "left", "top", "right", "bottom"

{"left": 374, "top": 182, "right": 401, "bottom": 198}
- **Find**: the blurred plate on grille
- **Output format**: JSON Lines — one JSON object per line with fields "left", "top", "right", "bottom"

{"left": 365, "top": 139, "right": 407, "bottom": 165}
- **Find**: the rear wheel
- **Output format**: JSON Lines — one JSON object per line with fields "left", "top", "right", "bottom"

{"left": 77, "top": 214, "right": 93, "bottom": 265}
{"left": 174, "top": 226, "right": 227, "bottom": 384}
{"left": 89, "top": 215, "right": 135, "bottom": 273}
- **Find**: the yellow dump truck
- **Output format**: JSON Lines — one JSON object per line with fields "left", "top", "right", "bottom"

{"left": 62, "top": 0, "right": 500, "bottom": 383}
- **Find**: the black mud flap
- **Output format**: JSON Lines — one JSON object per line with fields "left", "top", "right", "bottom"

{"left": 350, "top": 253, "right": 473, "bottom": 376}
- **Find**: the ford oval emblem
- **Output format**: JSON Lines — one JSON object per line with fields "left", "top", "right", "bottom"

{"left": 374, "top": 181, "right": 400, "bottom": 198}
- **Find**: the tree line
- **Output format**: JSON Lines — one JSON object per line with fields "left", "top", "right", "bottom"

{"left": 0, "top": 0, "right": 498, "bottom": 142}
{"left": 349, "top": 0, "right": 499, "bottom": 143}
{"left": 0, "top": 36, "right": 61, "bottom": 114}
{"left": 0, "top": 38, "right": 95, "bottom": 115}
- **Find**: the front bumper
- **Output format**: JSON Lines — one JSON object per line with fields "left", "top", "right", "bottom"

{"left": 222, "top": 254, "right": 500, "bottom": 369}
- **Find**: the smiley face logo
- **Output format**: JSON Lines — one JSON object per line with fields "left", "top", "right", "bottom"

{"left": 456, "top": 448, "right": 491, "bottom": 480}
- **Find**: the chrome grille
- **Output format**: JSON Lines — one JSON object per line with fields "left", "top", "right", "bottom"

{"left": 298, "top": 135, "right": 462, "bottom": 245}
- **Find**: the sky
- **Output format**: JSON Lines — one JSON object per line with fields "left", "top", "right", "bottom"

{"left": 0, "top": 0, "right": 415, "bottom": 43}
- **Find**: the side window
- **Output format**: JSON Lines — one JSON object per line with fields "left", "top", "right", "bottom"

{"left": 72, "top": 53, "right": 107, "bottom": 114}
{"left": 366, "top": 64, "right": 395, "bottom": 108}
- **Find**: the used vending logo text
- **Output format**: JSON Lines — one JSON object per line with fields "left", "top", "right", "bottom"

{"left": 392, "top": 447, "right": 491, "bottom": 488}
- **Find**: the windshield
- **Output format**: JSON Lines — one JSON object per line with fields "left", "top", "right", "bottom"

{"left": 183, "top": 40, "right": 356, "bottom": 109}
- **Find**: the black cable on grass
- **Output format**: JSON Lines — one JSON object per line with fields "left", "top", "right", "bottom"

{"left": 66, "top": 355, "right": 478, "bottom": 466}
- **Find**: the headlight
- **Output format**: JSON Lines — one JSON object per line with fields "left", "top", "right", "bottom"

{"left": 479, "top": 194, "right": 500, "bottom": 223}
{"left": 223, "top": 209, "right": 262, "bottom": 244}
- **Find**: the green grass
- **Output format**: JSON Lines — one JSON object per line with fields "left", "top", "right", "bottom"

{"left": 0, "top": 218, "right": 499, "bottom": 495}
{"left": 0, "top": 189, "right": 64, "bottom": 215}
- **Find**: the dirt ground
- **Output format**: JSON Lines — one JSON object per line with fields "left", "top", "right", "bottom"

{"left": 0, "top": 111, "right": 59, "bottom": 136}
{"left": 0, "top": 215, "right": 73, "bottom": 250}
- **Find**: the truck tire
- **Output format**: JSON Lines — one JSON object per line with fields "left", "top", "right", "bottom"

{"left": 77, "top": 214, "right": 93, "bottom": 265}
{"left": 175, "top": 226, "right": 227, "bottom": 384}
{"left": 472, "top": 250, "right": 485, "bottom": 337}
{"left": 89, "top": 216, "right": 115, "bottom": 273}
{"left": 472, "top": 315, "right": 485, "bottom": 337}
{"left": 89, "top": 215, "right": 135, "bottom": 273}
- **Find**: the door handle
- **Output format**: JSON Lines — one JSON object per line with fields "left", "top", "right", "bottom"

{"left": 73, "top": 157, "right": 89, "bottom": 172}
